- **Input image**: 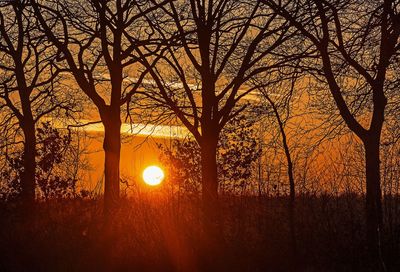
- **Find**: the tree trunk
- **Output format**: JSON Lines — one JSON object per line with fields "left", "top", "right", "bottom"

{"left": 363, "top": 135, "right": 384, "bottom": 268}
{"left": 199, "top": 135, "right": 222, "bottom": 269}
{"left": 102, "top": 110, "right": 121, "bottom": 215}
{"left": 15, "top": 61, "right": 36, "bottom": 208}
{"left": 266, "top": 94, "right": 297, "bottom": 258}
{"left": 200, "top": 137, "right": 219, "bottom": 232}
{"left": 283, "top": 136, "right": 297, "bottom": 261}
{"left": 20, "top": 119, "right": 36, "bottom": 208}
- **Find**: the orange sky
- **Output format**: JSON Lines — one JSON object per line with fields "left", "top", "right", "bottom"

{"left": 78, "top": 131, "right": 175, "bottom": 192}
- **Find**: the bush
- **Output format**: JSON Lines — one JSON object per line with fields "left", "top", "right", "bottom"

{"left": 158, "top": 115, "right": 261, "bottom": 194}
{"left": 0, "top": 122, "right": 77, "bottom": 201}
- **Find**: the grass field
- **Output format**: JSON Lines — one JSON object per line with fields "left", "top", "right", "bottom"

{"left": 0, "top": 194, "right": 399, "bottom": 271}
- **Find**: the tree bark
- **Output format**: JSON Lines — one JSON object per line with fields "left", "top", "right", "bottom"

{"left": 199, "top": 134, "right": 222, "bottom": 269}
{"left": 14, "top": 52, "right": 36, "bottom": 208}
{"left": 363, "top": 134, "right": 384, "bottom": 267}
{"left": 102, "top": 109, "right": 121, "bottom": 215}
{"left": 20, "top": 118, "right": 36, "bottom": 208}
{"left": 200, "top": 136, "right": 219, "bottom": 232}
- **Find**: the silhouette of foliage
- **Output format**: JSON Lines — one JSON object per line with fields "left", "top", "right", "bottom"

{"left": 159, "top": 116, "right": 260, "bottom": 194}
{"left": 0, "top": 122, "right": 76, "bottom": 201}
{"left": 159, "top": 139, "right": 202, "bottom": 194}
{"left": 218, "top": 115, "right": 261, "bottom": 193}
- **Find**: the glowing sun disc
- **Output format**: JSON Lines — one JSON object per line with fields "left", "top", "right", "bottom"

{"left": 143, "top": 166, "right": 164, "bottom": 186}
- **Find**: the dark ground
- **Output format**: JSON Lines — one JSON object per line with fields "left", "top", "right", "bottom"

{"left": 0, "top": 194, "right": 399, "bottom": 271}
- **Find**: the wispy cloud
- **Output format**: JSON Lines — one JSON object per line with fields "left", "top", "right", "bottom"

{"left": 44, "top": 118, "right": 190, "bottom": 139}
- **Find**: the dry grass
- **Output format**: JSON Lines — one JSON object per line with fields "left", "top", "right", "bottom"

{"left": 0, "top": 193, "right": 399, "bottom": 271}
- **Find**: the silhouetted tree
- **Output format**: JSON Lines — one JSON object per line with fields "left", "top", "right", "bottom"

{"left": 136, "top": 0, "right": 295, "bottom": 234}
{"left": 0, "top": 1, "right": 73, "bottom": 208}
{"left": 31, "top": 0, "right": 166, "bottom": 213}
{"left": 262, "top": 0, "right": 400, "bottom": 267}
{"left": 257, "top": 76, "right": 299, "bottom": 259}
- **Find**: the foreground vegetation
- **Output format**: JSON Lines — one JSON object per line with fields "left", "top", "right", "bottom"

{"left": 1, "top": 193, "right": 399, "bottom": 272}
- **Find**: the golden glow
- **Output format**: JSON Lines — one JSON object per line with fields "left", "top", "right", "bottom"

{"left": 142, "top": 166, "right": 165, "bottom": 186}
{"left": 43, "top": 117, "right": 190, "bottom": 139}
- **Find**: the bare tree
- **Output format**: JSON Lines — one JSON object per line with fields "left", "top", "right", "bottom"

{"left": 262, "top": 0, "right": 400, "bottom": 267}
{"left": 30, "top": 0, "right": 165, "bottom": 213}
{"left": 0, "top": 1, "right": 72, "bottom": 208}
{"left": 136, "top": 0, "right": 295, "bottom": 234}
{"left": 257, "top": 75, "right": 299, "bottom": 258}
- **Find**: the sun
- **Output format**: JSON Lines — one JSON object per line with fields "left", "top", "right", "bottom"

{"left": 142, "top": 165, "right": 165, "bottom": 186}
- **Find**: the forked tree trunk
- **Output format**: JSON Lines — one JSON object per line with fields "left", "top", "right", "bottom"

{"left": 20, "top": 119, "right": 36, "bottom": 208}
{"left": 102, "top": 109, "right": 121, "bottom": 215}
{"left": 15, "top": 63, "right": 36, "bottom": 208}
{"left": 362, "top": 83, "right": 386, "bottom": 270}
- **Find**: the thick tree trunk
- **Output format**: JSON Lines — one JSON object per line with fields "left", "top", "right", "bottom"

{"left": 200, "top": 137, "right": 219, "bottom": 231}
{"left": 20, "top": 119, "right": 36, "bottom": 207}
{"left": 15, "top": 62, "right": 36, "bottom": 207}
{"left": 363, "top": 135, "right": 384, "bottom": 267}
{"left": 199, "top": 136, "right": 222, "bottom": 269}
{"left": 102, "top": 110, "right": 121, "bottom": 215}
